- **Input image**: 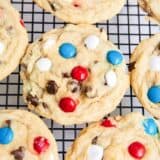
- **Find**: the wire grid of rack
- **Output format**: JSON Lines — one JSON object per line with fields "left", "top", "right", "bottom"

{"left": 1, "top": 0, "right": 160, "bottom": 159}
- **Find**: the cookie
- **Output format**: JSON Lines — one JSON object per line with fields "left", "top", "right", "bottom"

{"left": 0, "top": 0, "right": 28, "bottom": 80}
{"left": 139, "top": 0, "right": 160, "bottom": 24}
{"left": 66, "top": 112, "right": 160, "bottom": 160}
{"left": 33, "top": 0, "right": 125, "bottom": 24}
{"left": 131, "top": 34, "right": 160, "bottom": 118}
{"left": 21, "top": 24, "right": 129, "bottom": 125}
{"left": 0, "top": 110, "right": 59, "bottom": 160}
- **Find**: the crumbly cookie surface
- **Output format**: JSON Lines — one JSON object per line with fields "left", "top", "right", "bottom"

{"left": 139, "top": 0, "right": 160, "bottom": 24}
{"left": 21, "top": 24, "right": 129, "bottom": 125}
{"left": 131, "top": 34, "right": 160, "bottom": 118}
{"left": 0, "top": 110, "right": 59, "bottom": 160}
{"left": 66, "top": 112, "right": 160, "bottom": 160}
{"left": 33, "top": 0, "right": 125, "bottom": 24}
{"left": 0, "top": 0, "right": 28, "bottom": 80}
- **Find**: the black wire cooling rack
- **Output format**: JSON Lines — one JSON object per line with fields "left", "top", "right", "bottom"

{"left": 1, "top": 0, "right": 159, "bottom": 159}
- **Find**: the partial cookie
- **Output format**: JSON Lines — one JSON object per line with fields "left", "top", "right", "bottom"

{"left": 139, "top": 0, "right": 160, "bottom": 24}
{"left": 21, "top": 24, "right": 129, "bottom": 125}
{"left": 131, "top": 34, "right": 160, "bottom": 118}
{"left": 66, "top": 112, "right": 160, "bottom": 160}
{"left": 0, "top": 110, "right": 59, "bottom": 160}
{"left": 0, "top": 0, "right": 28, "bottom": 80}
{"left": 33, "top": 0, "right": 125, "bottom": 24}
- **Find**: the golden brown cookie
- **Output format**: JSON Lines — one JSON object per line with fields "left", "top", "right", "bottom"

{"left": 0, "top": 110, "right": 59, "bottom": 160}
{"left": 66, "top": 112, "right": 160, "bottom": 160}
{"left": 131, "top": 34, "right": 160, "bottom": 118}
{"left": 21, "top": 24, "right": 129, "bottom": 125}
{"left": 33, "top": 0, "right": 125, "bottom": 24}
{"left": 0, "top": 0, "right": 28, "bottom": 80}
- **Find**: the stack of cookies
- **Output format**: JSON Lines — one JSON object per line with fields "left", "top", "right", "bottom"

{"left": 0, "top": 0, "right": 160, "bottom": 159}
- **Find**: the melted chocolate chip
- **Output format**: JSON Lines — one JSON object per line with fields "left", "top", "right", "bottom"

{"left": 67, "top": 80, "right": 81, "bottom": 93}
{"left": 128, "top": 61, "right": 136, "bottom": 72}
{"left": 72, "top": 87, "right": 78, "bottom": 93}
{"left": 62, "top": 72, "right": 70, "bottom": 78}
{"left": 82, "top": 86, "right": 97, "bottom": 98}
{"left": 88, "top": 68, "right": 91, "bottom": 73}
{"left": 42, "top": 102, "right": 49, "bottom": 109}
{"left": 92, "top": 136, "right": 98, "bottom": 144}
{"left": 5, "top": 120, "right": 11, "bottom": 127}
{"left": 21, "top": 64, "right": 27, "bottom": 72}
{"left": 48, "top": 2, "right": 57, "bottom": 11}
{"left": 104, "top": 82, "right": 108, "bottom": 86}
{"left": 94, "top": 60, "right": 99, "bottom": 64}
{"left": 100, "top": 28, "right": 103, "bottom": 32}
{"left": 11, "top": 146, "right": 25, "bottom": 160}
{"left": 46, "top": 80, "right": 58, "bottom": 94}
{"left": 26, "top": 94, "right": 39, "bottom": 106}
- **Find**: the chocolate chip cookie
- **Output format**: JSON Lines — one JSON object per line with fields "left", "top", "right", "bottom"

{"left": 0, "top": 110, "right": 59, "bottom": 160}
{"left": 66, "top": 112, "right": 160, "bottom": 160}
{"left": 21, "top": 24, "right": 129, "bottom": 125}
{"left": 139, "top": 0, "right": 160, "bottom": 24}
{"left": 0, "top": 0, "right": 28, "bottom": 80}
{"left": 33, "top": 0, "right": 125, "bottom": 24}
{"left": 131, "top": 33, "right": 160, "bottom": 118}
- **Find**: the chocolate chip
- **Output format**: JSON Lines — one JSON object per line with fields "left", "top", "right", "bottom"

{"left": 5, "top": 120, "right": 11, "bottom": 127}
{"left": 46, "top": 80, "right": 58, "bottom": 94}
{"left": 49, "top": 2, "right": 61, "bottom": 11}
{"left": 128, "top": 61, "right": 136, "bottom": 72}
{"left": 88, "top": 68, "right": 91, "bottom": 73}
{"left": 26, "top": 94, "right": 39, "bottom": 106}
{"left": 21, "top": 64, "right": 27, "bottom": 72}
{"left": 42, "top": 102, "right": 49, "bottom": 109}
{"left": 100, "top": 28, "right": 103, "bottom": 32}
{"left": 67, "top": 80, "right": 81, "bottom": 93}
{"left": 62, "top": 72, "right": 70, "bottom": 78}
{"left": 82, "top": 86, "right": 97, "bottom": 98}
{"left": 92, "top": 136, "right": 98, "bottom": 144}
{"left": 94, "top": 60, "right": 99, "bottom": 64}
{"left": 72, "top": 87, "right": 78, "bottom": 93}
{"left": 104, "top": 82, "right": 108, "bottom": 86}
{"left": 11, "top": 146, "right": 25, "bottom": 160}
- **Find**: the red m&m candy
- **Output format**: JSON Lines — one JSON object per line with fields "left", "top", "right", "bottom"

{"left": 59, "top": 97, "right": 77, "bottom": 112}
{"left": 101, "top": 119, "right": 116, "bottom": 128}
{"left": 128, "top": 141, "right": 146, "bottom": 159}
{"left": 33, "top": 136, "right": 50, "bottom": 154}
{"left": 71, "top": 66, "right": 88, "bottom": 81}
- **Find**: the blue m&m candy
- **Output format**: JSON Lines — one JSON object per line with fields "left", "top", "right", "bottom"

{"left": 143, "top": 118, "right": 159, "bottom": 136}
{"left": 0, "top": 127, "right": 14, "bottom": 144}
{"left": 147, "top": 86, "right": 160, "bottom": 103}
{"left": 59, "top": 43, "right": 77, "bottom": 59}
{"left": 106, "top": 50, "right": 123, "bottom": 65}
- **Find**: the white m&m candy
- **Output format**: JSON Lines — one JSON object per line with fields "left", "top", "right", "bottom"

{"left": 0, "top": 42, "right": 5, "bottom": 55}
{"left": 36, "top": 58, "right": 52, "bottom": 72}
{"left": 150, "top": 55, "right": 160, "bottom": 72}
{"left": 87, "top": 144, "right": 103, "bottom": 160}
{"left": 84, "top": 35, "right": 100, "bottom": 50}
{"left": 105, "top": 70, "right": 117, "bottom": 87}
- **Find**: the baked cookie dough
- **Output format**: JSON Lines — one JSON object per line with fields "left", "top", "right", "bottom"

{"left": 139, "top": 0, "right": 160, "bottom": 24}
{"left": 33, "top": 0, "right": 125, "bottom": 24}
{"left": 131, "top": 34, "right": 160, "bottom": 118}
{"left": 21, "top": 24, "right": 129, "bottom": 125}
{"left": 0, "top": 0, "right": 28, "bottom": 80}
{"left": 0, "top": 110, "right": 59, "bottom": 160}
{"left": 66, "top": 112, "right": 160, "bottom": 160}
